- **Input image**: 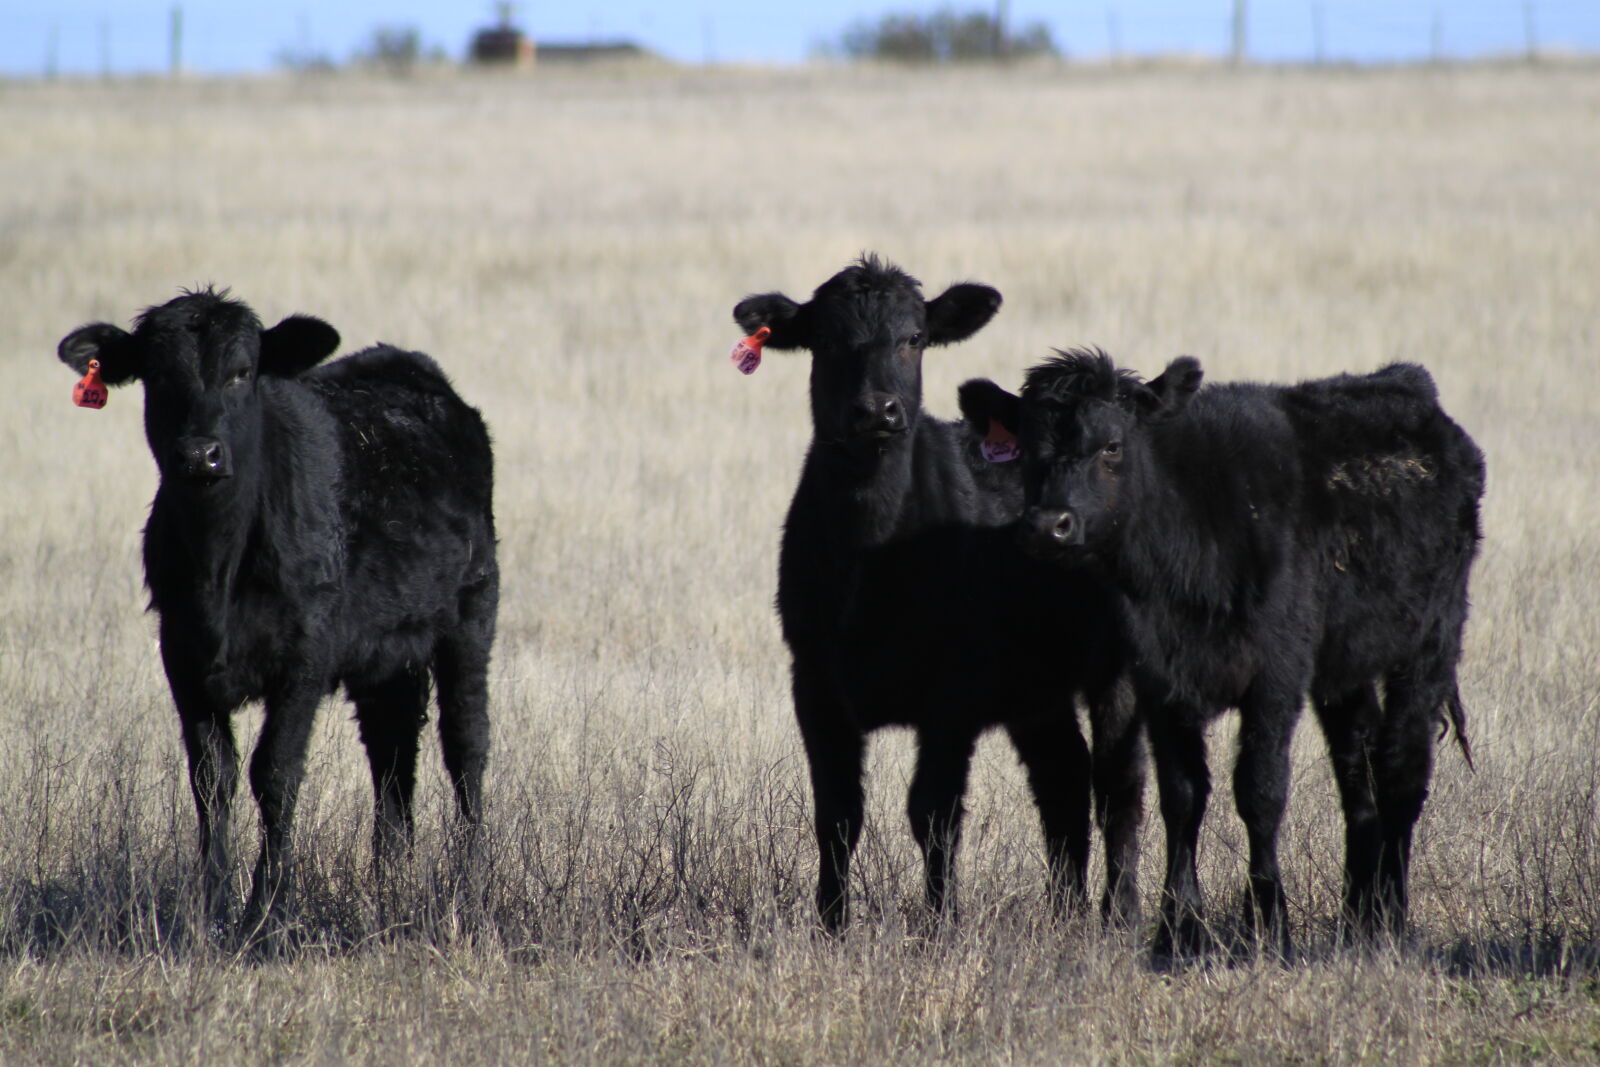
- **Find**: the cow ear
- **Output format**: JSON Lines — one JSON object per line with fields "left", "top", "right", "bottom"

{"left": 259, "top": 314, "right": 340, "bottom": 378}
{"left": 1136, "top": 356, "right": 1203, "bottom": 423}
{"left": 59, "top": 322, "right": 141, "bottom": 384}
{"left": 925, "top": 283, "right": 1001, "bottom": 347}
{"left": 958, "top": 377, "right": 1020, "bottom": 436}
{"left": 958, "top": 378, "right": 1023, "bottom": 463}
{"left": 733, "top": 292, "right": 811, "bottom": 351}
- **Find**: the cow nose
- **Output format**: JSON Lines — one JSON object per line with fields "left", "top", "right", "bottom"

{"left": 1026, "top": 507, "right": 1079, "bottom": 548}
{"left": 175, "top": 436, "right": 232, "bottom": 481}
{"left": 854, "top": 394, "right": 906, "bottom": 437}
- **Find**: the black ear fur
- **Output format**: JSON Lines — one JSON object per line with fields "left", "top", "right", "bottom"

{"left": 259, "top": 315, "right": 340, "bottom": 378}
{"left": 58, "top": 323, "right": 141, "bottom": 384}
{"left": 957, "top": 377, "right": 1021, "bottom": 437}
{"left": 732, "top": 292, "right": 810, "bottom": 351}
{"left": 925, "top": 284, "right": 1002, "bottom": 346}
{"left": 1137, "top": 356, "right": 1203, "bottom": 422}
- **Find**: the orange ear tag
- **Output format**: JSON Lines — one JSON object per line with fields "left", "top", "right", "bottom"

{"left": 73, "top": 359, "right": 108, "bottom": 410}
{"left": 730, "top": 326, "right": 771, "bottom": 375}
{"left": 980, "top": 419, "right": 1020, "bottom": 463}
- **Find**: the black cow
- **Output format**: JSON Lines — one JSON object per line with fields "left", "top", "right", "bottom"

{"left": 733, "top": 257, "right": 1143, "bottom": 933}
{"left": 57, "top": 288, "right": 499, "bottom": 936}
{"left": 964, "top": 350, "right": 1482, "bottom": 954}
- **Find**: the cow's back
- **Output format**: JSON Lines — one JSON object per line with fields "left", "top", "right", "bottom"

{"left": 307, "top": 346, "right": 493, "bottom": 516}
{"left": 306, "top": 346, "right": 498, "bottom": 677}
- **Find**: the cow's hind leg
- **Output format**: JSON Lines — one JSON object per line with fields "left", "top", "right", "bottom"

{"left": 1372, "top": 667, "right": 1448, "bottom": 941}
{"left": 434, "top": 574, "right": 498, "bottom": 837}
{"left": 1313, "top": 683, "right": 1384, "bottom": 943}
{"left": 1005, "top": 711, "right": 1091, "bottom": 917}
{"left": 907, "top": 728, "right": 979, "bottom": 926}
{"left": 350, "top": 665, "right": 430, "bottom": 872}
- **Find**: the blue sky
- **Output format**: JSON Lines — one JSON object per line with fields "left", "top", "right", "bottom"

{"left": 6, "top": 1, "right": 1598, "bottom": 76}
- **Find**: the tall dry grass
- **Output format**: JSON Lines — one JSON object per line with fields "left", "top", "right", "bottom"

{"left": 0, "top": 61, "right": 1597, "bottom": 1063}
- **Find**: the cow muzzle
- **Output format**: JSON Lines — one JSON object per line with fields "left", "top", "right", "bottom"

{"left": 1023, "top": 506, "right": 1085, "bottom": 553}
{"left": 174, "top": 436, "right": 233, "bottom": 483}
{"left": 850, "top": 394, "right": 907, "bottom": 440}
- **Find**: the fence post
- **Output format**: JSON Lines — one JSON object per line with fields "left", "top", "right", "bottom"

{"left": 170, "top": 6, "right": 183, "bottom": 77}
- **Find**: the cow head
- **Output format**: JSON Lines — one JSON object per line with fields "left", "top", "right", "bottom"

{"left": 58, "top": 288, "right": 340, "bottom": 490}
{"left": 732, "top": 255, "right": 1001, "bottom": 458}
{"left": 963, "top": 349, "right": 1203, "bottom": 560}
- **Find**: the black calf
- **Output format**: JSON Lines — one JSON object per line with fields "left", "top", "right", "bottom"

{"left": 58, "top": 288, "right": 499, "bottom": 935}
{"left": 966, "top": 350, "right": 1482, "bottom": 953}
{"left": 734, "top": 258, "right": 1143, "bottom": 932}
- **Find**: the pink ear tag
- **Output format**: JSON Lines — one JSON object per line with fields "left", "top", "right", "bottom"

{"left": 73, "top": 359, "right": 108, "bottom": 410}
{"left": 980, "top": 419, "right": 1020, "bottom": 463}
{"left": 730, "top": 326, "right": 771, "bottom": 375}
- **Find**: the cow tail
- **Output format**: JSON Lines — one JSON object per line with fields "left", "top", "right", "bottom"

{"left": 1438, "top": 684, "right": 1474, "bottom": 772}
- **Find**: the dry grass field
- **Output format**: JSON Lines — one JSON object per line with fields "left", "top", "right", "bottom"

{"left": 1, "top": 59, "right": 1598, "bottom": 1063}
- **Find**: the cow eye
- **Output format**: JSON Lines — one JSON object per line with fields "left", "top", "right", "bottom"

{"left": 1102, "top": 441, "right": 1122, "bottom": 457}
{"left": 907, "top": 332, "right": 924, "bottom": 348}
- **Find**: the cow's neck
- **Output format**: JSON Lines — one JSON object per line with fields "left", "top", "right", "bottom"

{"left": 152, "top": 457, "right": 265, "bottom": 648}
{"left": 818, "top": 426, "right": 925, "bottom": 548}
{"left": 1114, "top": 466, "right": 1240, "bottom": 622}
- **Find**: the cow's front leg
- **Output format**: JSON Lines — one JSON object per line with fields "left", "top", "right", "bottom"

{"left": 1149, "top": 702, "right": 1211, "bottom": 959}
{"left": 1234, "top": 686, "right": 1302, "bottom": 960}
{"left": 794, "top": 667, "right": 864, "bottom": 935}
{"left": 241, "top": 682, "right": 323, "bottom": 950}
{"left": 1088, "top": 675, "right": 1146, "bottom": 927}
{"left": 907, "top": 729, "right": 979, "bottom": 925}
{"left": 1005, "top": 712, "right": 1091, "bottom": 917}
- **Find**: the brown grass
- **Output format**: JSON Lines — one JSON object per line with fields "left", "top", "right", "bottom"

{"left": 1, "top": 61, "right": 1598, "bottom": 1063}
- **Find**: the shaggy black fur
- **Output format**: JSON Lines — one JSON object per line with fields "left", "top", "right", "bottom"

{"left": 965, "top": 350, "right": 1483, "bottom": 955}
{"left": 734, "top": 258, "right": 1143, "bottom": 933}
{"left": 58, "top": 289, "right": 499, "bottom": 936}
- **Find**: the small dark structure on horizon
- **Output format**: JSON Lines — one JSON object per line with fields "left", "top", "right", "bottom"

{"left": 469, "top": 3, "right": 535, "bottom": 67}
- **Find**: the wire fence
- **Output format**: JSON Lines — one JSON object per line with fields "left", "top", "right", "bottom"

{"left": 5, "top": 1, "right": 1599, "bottom": 79}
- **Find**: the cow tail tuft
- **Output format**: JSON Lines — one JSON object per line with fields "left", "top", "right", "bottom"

{"left": 1438, "top": 684, "right": 1474, "bottom": 771}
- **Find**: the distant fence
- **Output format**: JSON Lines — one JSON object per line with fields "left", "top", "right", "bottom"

{"left": 1059, "top": 0, "right": 1591, "bottom": 65}
{"left": 7, "top": 0, "right": 1598, "bottom": 79}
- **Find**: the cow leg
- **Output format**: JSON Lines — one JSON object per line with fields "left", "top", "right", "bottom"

{"left": 794, "top": 668, "right": 864, "bottom": 934}
{"left": 178, "top": 706, "right": 238, "bottom": 929}
{"left": 1372, "top": 669, "right": 1444, "bottom": 941}
{"left": 436, "top": 633, "right": 492, "bottom": 829}
{"left": 1148, "top": 703, "right": 1210, "bottom": 957}
{"left": 241, "top": 684, "right": 322, "bottom": 943}
{"left": 1233, "top": 688, "right": 1301, "bottom": 959}
{"left": 434, "top": 575, "right": 497, "bottom": 838}
{"left": 1313, "top": 683, "right": 1384, "bottom": 943}
{"left": 1005, "top": 713, "right": 1091, "bottom": 917}
{"left": 1088, "top": 676, "right": 1146, "bottom": 927}
{"left": 163, "top": 637, "right": 238, "bottom": 930}
{"left": 907, "top": 728, "right": 979, "bottom": 924}
{"left": 350, "top": 666, "right": 429, "bottom": 872}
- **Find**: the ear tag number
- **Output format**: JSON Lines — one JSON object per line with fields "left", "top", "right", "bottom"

{"left": 73, "top": 359, "right": 108, "bottom": 410}
{"left": 980, "top": 419, "right": 1020, "bottom": 463}
{"left": 730, "top": 326, "right": 771, "bottom": 375}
